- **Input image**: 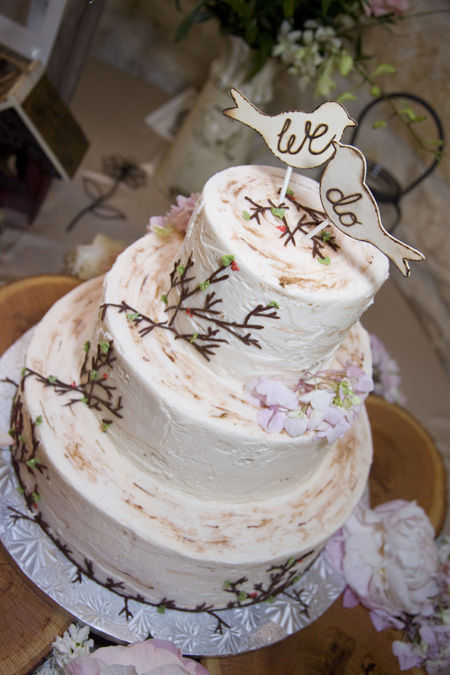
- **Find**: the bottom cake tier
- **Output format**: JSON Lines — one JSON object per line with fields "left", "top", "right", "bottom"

{"left": 10, "top": 277, "right": 373, "bottom": 611}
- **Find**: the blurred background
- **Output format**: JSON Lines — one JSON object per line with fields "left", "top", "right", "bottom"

{"left": 0, "top": 0, "right": 449, "bottom": 382}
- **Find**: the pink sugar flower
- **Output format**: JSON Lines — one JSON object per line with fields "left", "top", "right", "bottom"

{"left": 148, "top": 193, "right": 200, "bottom": 236}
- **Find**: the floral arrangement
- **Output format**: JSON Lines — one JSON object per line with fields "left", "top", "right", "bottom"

{"left": 36, "top": 630, "right": 211, "bottom": 675}
{"left": 245, "top": 360, "right": 373, "bottom": 441}
{"left": 175, "top": 0, "right": 445, "bottom": 157}
{"left": 326, "top": 499, "right": 450, "bottom": 673}
{"left": 65, "top": 233, "right": 125, "bottom": 281}
{"left": 175, "top": 0, "right": 410, "bottom": 97}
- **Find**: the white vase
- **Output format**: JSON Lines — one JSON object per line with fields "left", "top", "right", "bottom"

{"left": 155, "top": 37, "right": 275, "bottom": 197}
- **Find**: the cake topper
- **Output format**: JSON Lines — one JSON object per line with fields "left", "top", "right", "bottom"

{"left": 223, "top": 89, "right": 424, "bottom": 276}
{"left": 223, "top": 88, "right": 356, "bottom": 170}
{"left": 320, "top": 142, "right": 424, "bottom": 276}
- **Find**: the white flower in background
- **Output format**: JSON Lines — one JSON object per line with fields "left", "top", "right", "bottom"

{"left": 272, "top": 18, "right": 354, "bottom": 96}
{"left": 65, "top": 233, "right": 125, "bottom": 280}
{"left": 52, "top": 623, "right": 93, "bottom": 669}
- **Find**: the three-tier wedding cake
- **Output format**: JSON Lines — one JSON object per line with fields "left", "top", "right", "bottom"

{"left": 11, "top": 164, "right": 389, "bottom": 611}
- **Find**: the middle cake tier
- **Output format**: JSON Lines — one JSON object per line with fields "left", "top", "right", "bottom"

{"left": 82, "top": 228, "right": 374, "bottom": 502}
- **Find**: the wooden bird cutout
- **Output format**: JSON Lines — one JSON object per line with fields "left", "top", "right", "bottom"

{"left": 320, "top": 142, "right": 424, "bottom": 276}
{"left": 223, "top": 87, "right": 357, "bottom": 169}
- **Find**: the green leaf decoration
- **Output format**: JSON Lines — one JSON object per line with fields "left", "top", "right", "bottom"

{"left": 372, "top": 63, "right": 396, "bottom": 77}
{"left": 81, "top": 396, "right": 89, "bottom": 404}
{"left": 34, "top": 415, "right": 43, "bottom": 426}
{"left": 293, "top": 575, "right": 301, "bottom": 583}
{"left": 318, "top": 256, "right": 331, "bottom": 266}
{"left": 47, "top": 375, "right": 57, "bottom": 383}
{"left": 190, "top": 332, "right": 199, "bottom": 343}
{"left": 287, "top": 557, "right": 295, "bottom": 566}
{"left": 243, "top": 210, "right": 251, "bottom": 221}
{"left": 21, "top": 367, "right": 27, "bottom": 376}
{"left": 102, "top": 421, "right": 112, "bottom": 432}
{"left": 161, "top": 294, "right": 168, "bottom": 305}
{"left": 26, "top": 458, "right": 38, "bottom": 468}
{"left": 18, "top": 434, "right": 26, "bottom": 443}
{"left": 90, "top": 370, "right": 98, "bottom": 382}
{"left": 271, "top": 206, "right": 285, "bottom": 219}
{"left": 337, "top": 91, "right": 357, "bottom": 104}
{"left": 174, "top": 0, "right": 211, "bottom": 42}
{"left": 126, "top": 312, "right": 141, "bottom": 321}
{"left": 423, "top": 138, "right": 444, "bottom": 147}
{"left": 100, "top": 342, "right": 110, "bottom": 354}
{"left": 266, "top": 595, "right": 275, "bottom": 604}
{"left": 8, "top": 429, "right": 14, "bottom": 437}
{"left": 32, "top": 492, "right": 42, "bottom": 503}
{"left": 177, "top": 264, "right": 186, "bottom": 277}
{"left": 157, "top": 604, "right": 166, "bottom": 614}
{"left": 321, "top": 230, "right": 332, "bottom": 242}
{"left": 237, "top": 591, "right": 247, "bottom": 602}
{"left": 17, "top": 486, "right": 24, "bottom": 494}
{"left": 224, "top": 580, "right": 232, "bottom": 589}
{"left": 286, "top": 186, "right": 294, "bottom": 196}
{"left": 370, "top": 85, "right": 381, "bottom": 97}
{"left": 222, "top": 254, "right": 235, "bottom": 267}
{"left": 339, "top": 51, "right": 354, "bottom": 77}
{"left": 199, "top": 280, "right": 210, "bottom": 292}
{"left": 83, "top": 341, "right": 90, "bottom": 353}
{"left": 268, "top": 301, "right": 280, "bottom": 309}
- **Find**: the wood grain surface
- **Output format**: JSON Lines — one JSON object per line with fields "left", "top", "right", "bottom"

{"left": 0, "top": 276, "right": 446, "bottom": 675}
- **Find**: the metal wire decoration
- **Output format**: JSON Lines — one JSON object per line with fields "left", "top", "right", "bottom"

{"left": 349, "top": 93, "right": 444, "bottom": 233}
{"left": 66, "top": 154, "right": 146, "bottom": 233}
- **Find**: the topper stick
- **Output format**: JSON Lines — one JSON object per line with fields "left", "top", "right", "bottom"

{"left": 303, "top": 219, "right": 329, "bottom": 240}
{"left": 280, "top": 166, "right": 292, "bottom": 201}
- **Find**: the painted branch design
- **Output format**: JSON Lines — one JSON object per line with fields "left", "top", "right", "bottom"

{"left": 103, "top": 253, "right": 280, "bottom": 361}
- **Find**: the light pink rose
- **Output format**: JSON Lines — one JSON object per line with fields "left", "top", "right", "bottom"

{"left": 65, "top": 639, "right": 211, "bottom": 675}
{"left": 327, "top": 500, "right": 439, "bottom": 618}
{"left": 364, "top": 0, "right": 411, "bottom": 17}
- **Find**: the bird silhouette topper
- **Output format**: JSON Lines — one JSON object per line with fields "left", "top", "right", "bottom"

{"left": 320, "top": 142, "right": 424, "bottom": 276}
{"left": 223, "top": 87, "right": 356, "bottom": 169}
{"left": 223, "top": 88, "right": 424, "bottom": 276}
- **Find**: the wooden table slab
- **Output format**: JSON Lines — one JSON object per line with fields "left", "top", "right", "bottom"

{"left": 0, "top": 276, "right": 446, "bottom": 674}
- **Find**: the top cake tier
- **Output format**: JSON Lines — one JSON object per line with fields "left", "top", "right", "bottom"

{"left": 167, "top": 165, "right": 389, "bottom": 382}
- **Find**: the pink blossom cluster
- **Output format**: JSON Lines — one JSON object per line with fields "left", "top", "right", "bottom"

{"left": 326, "top": 500, "right": 450, "bottom": 673}
{"left": 370, "top": 333, "right": 406, "bottom": 405}
{"left": 364, "top": 0, "right": 411, "bottom": 17}
{"left": 245, "top": 361, "right": 373, "bottom": 442}
{"left": 147, "top": 193, "right": 200, "bottom": 237}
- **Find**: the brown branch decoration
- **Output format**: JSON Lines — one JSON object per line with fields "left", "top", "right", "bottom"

{"left": 103, "top": 252, "right": 280, "bottom": 361}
